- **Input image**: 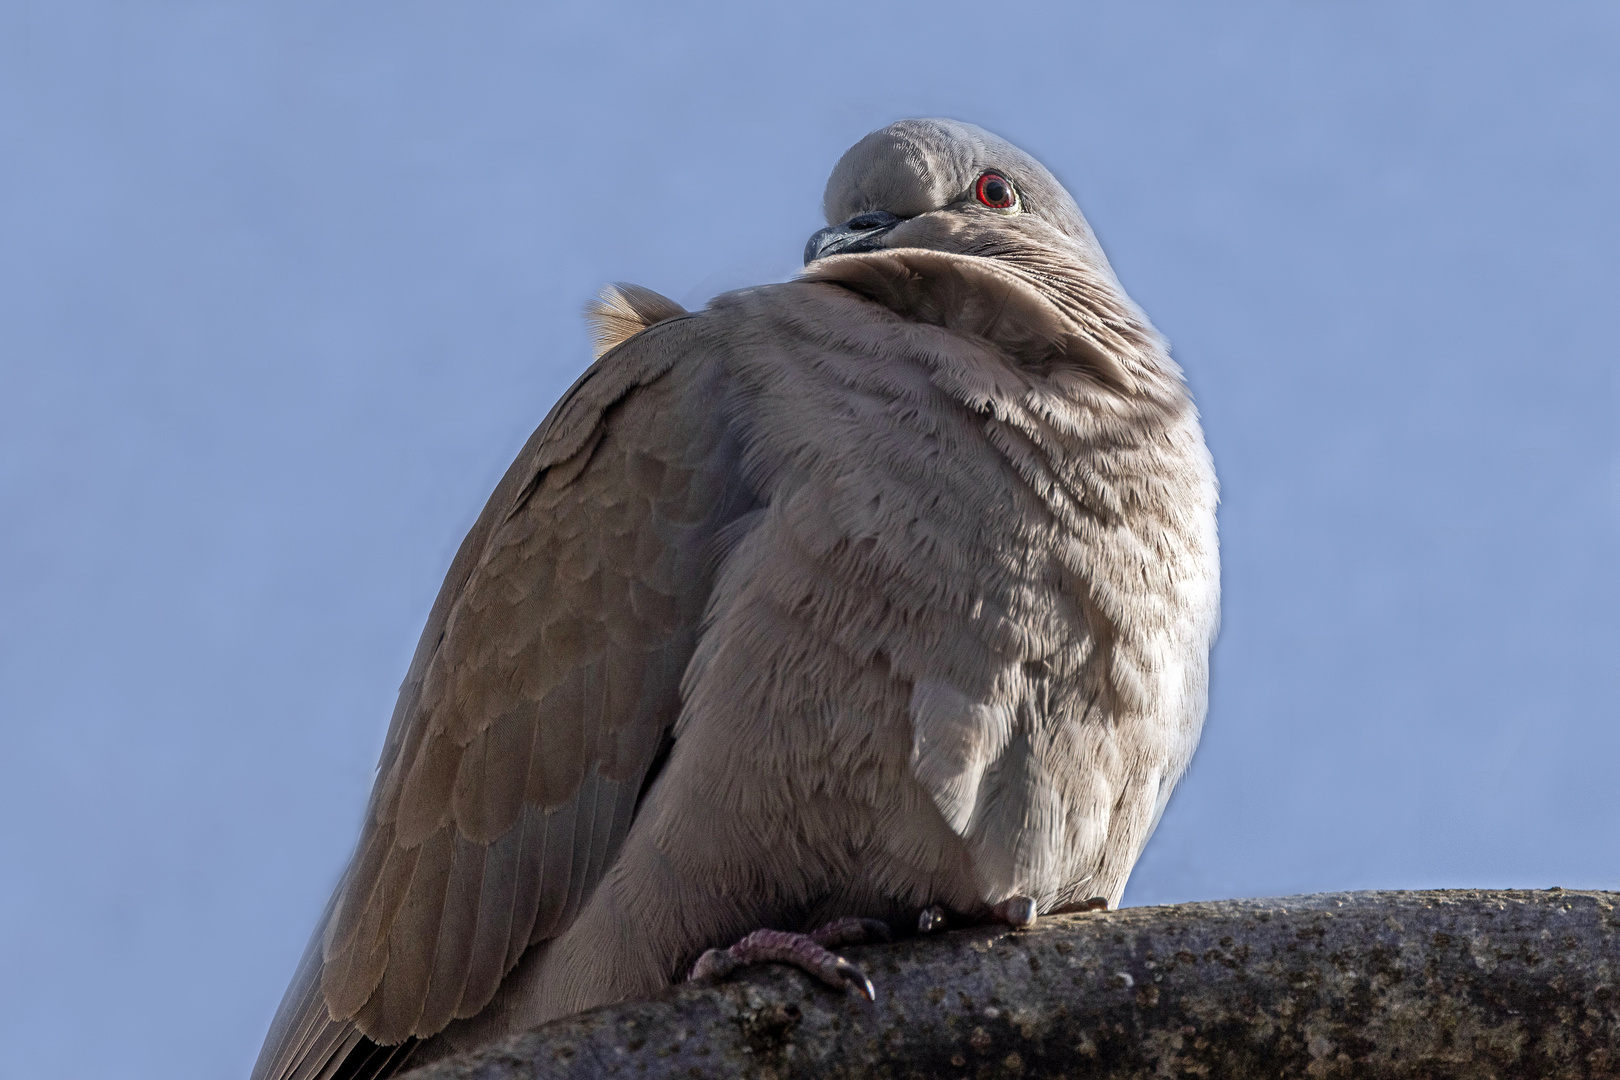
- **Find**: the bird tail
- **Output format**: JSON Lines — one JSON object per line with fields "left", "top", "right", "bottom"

{"left": 585, "top": 283, "right": 687, "bottom": 359}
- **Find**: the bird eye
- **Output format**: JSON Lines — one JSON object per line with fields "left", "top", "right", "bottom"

{"left": 975, "top": 172, "right": 1018, "bottom": 210}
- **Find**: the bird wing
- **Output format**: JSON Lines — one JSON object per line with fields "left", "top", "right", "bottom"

{"left": 253, "top": 288, "right": 753, "bottom": 1080}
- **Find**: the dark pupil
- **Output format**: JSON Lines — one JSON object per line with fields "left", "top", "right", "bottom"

{"left": 983, "top": 178, "right": 1008, "bottom": 204}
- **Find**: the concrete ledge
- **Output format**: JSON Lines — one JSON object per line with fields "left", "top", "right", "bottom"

{"left": 402, "top": 889, "right": 1619, "bottom": 1079}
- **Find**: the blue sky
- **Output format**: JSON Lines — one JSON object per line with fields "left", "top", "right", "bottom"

{"left": 2, "top": 3, "right": 1616, "bottom": 1078}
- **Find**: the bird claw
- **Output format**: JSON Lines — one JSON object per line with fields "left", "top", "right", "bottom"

{"left": 688, "top": 924, "right": 883, "bottom": 1002}
{"left": 1051, "top": 895, "right": 1110, "bottom": 915}
{"left": 917, "top": 904, "right": 948, "bottom": 934}
{"left": 834, "top": 957, "right": 876, "bottom": 1001}
{"left": 993, "top": 894, "right": 1039, "bottom": 929}
{"left": 689, "top": 946, "right": 741, "bottom": 982}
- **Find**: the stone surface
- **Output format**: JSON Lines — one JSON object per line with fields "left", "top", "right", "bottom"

{"left": 401, "top": 890, "right": 1619, "bottom": 1079}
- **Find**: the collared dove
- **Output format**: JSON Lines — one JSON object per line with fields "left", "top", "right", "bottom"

{"left": 252, "top": 118, "right": 1219, "bottom": 1080}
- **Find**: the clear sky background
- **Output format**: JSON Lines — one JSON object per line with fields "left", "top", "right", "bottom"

{"left": 3, "top": 3, "right": 1616, "bottom": 1078}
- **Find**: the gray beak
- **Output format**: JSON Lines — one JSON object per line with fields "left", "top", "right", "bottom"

{"left": 803, "top": 211, "right": 901, "bottom": 265}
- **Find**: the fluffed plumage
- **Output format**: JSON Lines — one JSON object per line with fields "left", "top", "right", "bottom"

{"left": 252, "top": 118, "right": 1219, "bottom": 1080}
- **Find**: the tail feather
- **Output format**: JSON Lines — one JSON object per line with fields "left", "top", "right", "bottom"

{"left": 584, "top": 283, "right": 686, "bottom": 359}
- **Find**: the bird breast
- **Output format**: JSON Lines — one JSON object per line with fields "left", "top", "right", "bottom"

{"left": 671, "top": 266, "right": 1219, "bottom": 911}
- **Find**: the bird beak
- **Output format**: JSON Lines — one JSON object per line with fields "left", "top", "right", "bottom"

{"left": 803, "top": 211, "right": 901, "bottom": 265}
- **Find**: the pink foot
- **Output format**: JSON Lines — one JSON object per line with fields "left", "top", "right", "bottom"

{"left": 689, "top": 917, "right": 891, "bottom": 1000}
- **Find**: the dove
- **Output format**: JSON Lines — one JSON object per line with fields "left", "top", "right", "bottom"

{"left": 252, "top": 118, "right": 1219, "bottom": 1080}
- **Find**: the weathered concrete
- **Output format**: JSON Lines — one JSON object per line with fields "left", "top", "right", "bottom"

{"left": 401, "top": 890, "right": 1619, "bottom": 1079}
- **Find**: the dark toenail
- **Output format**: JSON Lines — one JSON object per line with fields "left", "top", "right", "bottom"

{"left": 835, "top": 958, "right": 876, "bottom": 1001}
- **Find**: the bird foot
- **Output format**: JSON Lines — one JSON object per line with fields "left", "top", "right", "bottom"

{"left": 917, "top": 904, "right": 949, "bottom": 933}
{"left": 810, "top": 915, "right": 893, "bottom": 949}
{"left": 689, "top": 918, "right": 890, "bottom": 1000}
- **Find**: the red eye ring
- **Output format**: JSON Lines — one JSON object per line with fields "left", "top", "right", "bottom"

{"left": 975, "top": 172, "right": 1017, "bottom": 209}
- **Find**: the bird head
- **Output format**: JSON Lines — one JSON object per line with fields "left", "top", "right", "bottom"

{"left": 804, "top": 118, "right": 1111, "bottom": 276}
{"left": 800, "top": 119, "right": 1174, "bottom": 399}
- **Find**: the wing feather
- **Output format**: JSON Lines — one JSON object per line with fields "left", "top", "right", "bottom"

{"left": 253, "top": 300, "right": 754, "bottom": 1080}
{"left": 457, "top": 811, "right": 524, "bottom": 1011}
{"left": 414, "top": 831, "right": 484, "bottom": 1032}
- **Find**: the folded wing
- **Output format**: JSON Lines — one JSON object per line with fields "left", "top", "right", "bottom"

{"left": 253, "top": 290, "right": 753, "bottom": 1080}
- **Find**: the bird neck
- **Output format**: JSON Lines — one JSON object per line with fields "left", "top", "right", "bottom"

{"left": 800, "top": 247, "right": 1187, "bottom": 407}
